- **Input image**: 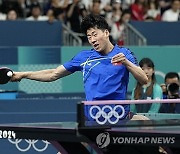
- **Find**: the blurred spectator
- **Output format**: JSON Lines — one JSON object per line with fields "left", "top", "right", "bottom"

{"left": 48, "top": 0, "right": 69, "bottom": 21}
{"left": 0, "top": 0, "right": 24, "bottom": 18}
{"left": 6, "top": 9, "right": 18, "bottom": 20}
{"left": 82, "top": 0, "right": 111, "bottom": 15}
{"left": 101, "top": 0, "right": 112, "bottom": 13}
{"left": 46, "top": 9, "right": 56, "bottom": 22}
{"left": 51, "top": 0, "right": 69, "bottom": 9}
{"left": 146, "top": 0, "right": 161, "bottom": 21}
{"left": 122, "top": 0, "right": 135, "bottom": 10}
{"left": 160, "top": 72, "right": 180, "bottom": 113}
{"left": 161, "top": 0, "right": 180, "bottom": 22}
{"left": 0, "top": 13, "right": 6, "bottom": 20}
{"left": 81, "top": 0, "right": 92, "bottom": 12}
{"left": 53, "top": 8, "right": 66, "bottom": 22}
{"left": 131, "top": 58, "right": 162, "bottom": 113}
{"left": 90, "top": 0, "right": 102, "bottom": 16}
{"left": 66, "top": 0, "right": 87, "bottom": 33}
{"left": 130, "top": 0, "right": 147, "bottom": 21}
{"left": 26, "top": 3, "right": 48, "bottom": 20}
{"left": 0, "top": 8, "right": 6, "bottom": 20}
{"left": 110, "top": 9, "right": 131, "bottom": 46}
{"left": 106, "top": 0, "right": 122, "bottom": 27}
{"left": 158, "top": 0, "right": 172, "bottom": 15}
{"left": 18, "top": 0, "right": 46, "bottom": 17}
{"left": 16, "top": 0, "right": 29, "bottom": 17}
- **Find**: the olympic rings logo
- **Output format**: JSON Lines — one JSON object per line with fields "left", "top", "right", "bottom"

{"left": 8, "top": 139, "right": 50, "bottom": 152}
{"left": 89, "top": 105, "right": 125, "bottom": 125}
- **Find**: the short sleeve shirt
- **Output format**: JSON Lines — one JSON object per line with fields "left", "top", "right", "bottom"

{"left": 63, "top": 44, "right": 138, "bottom": 120}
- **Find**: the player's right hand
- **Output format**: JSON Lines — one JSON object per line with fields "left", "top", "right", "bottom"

{"left": 10, "top": 72, "right": 24, "bottom": 82}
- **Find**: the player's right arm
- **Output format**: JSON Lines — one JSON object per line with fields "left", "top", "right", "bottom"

{"left": 11, "top": 65, "right": 72, "bottom": 82}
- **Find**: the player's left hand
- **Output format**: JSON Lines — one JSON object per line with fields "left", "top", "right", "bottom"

{"left": 111, "top": 53, "right": 126, "bottom": 65}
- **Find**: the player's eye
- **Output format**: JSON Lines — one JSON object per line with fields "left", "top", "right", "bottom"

{"left": 87, "top": 36, "right": 91, "bottom": 40}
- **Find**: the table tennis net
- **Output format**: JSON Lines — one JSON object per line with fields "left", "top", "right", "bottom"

{"left": 77, "top": 99, "right": 180, "bottom": 128}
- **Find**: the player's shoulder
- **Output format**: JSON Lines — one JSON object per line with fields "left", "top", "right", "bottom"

{"left": 115, "top": 45, "right": 138, "bottom": 65}
{"left": 115, "top": 45, "right": 136, "bottom": 58}
{"left": 75, "top": 49, "right": 93, "bottom": 58}
{"left": 115, "top": 45, "right": 133, "bottom": 54}
{"left": 79, "top": 48, "right": 93, "bottom": 55}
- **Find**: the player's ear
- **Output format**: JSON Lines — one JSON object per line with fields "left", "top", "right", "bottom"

{"left": 104, "top": 29, "right": 109, "bottom": 37}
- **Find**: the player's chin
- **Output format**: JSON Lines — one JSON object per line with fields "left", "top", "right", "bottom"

{"left": 94, "top": 45, "right": 101, "bottom": 52}
{"left": 95, "top": 47, "right": 102, "bottom": 52}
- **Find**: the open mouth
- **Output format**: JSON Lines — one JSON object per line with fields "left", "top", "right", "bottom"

{"left": 94, "top": 44, "right": 99, "bottom": 49}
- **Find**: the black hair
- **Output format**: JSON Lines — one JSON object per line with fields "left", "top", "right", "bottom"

{"left": 30, "top": 2, "right": 41, "bottom": 11}
{"left": 139, "top": 57, "right": 154, "bottom": 68}
{"left": 122, "top": 9, "right": 131, "bottom": 16}
{"left": 165, "top": 72, "right": 180, "bottom": 82}
{"left": 119, "top": 9, "right": 131, "bottom": 23}
{"left": 81, "top": 14, "right": 110, "bottom": 35}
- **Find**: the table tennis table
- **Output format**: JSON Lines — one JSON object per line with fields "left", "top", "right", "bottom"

{"left": 0, "top": 118, "right": 180, "bottom": 154}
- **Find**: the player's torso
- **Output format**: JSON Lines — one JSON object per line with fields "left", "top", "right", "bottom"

{"left": 80, "top": 46, "right": 129, "bottom": 100}
{"left": 80, "top": 47, "right": 126, "bottom": 82}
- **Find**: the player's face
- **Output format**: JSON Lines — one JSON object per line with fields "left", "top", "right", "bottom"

{"left": 141, "top": 64, "right": 154, "bottom": 81}
{"left": 87, "top": 28, "right": 109, "bottom": 52}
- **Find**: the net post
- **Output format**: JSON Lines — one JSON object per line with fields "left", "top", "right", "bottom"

{"left": 77, "top": 101, "right": 85, "bottom": 128}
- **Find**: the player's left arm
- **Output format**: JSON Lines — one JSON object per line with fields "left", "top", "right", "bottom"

{"left": 124, "top": 59, "right": 148, "bottom": 85}
{"left": 111, "top": 53, "right": 148, "bottom": 85}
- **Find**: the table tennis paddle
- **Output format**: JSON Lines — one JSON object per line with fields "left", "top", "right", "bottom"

{"left": 0, "top": 67, "right": 13, "bottom": 84}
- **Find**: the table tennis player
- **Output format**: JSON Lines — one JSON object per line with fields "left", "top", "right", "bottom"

{"left": 11, "top": 14, "right": 148, "bottom": 121}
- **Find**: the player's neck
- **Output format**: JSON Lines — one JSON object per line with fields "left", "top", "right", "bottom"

{"left": 102, "top": 42, "right": 114, "bottom": 55}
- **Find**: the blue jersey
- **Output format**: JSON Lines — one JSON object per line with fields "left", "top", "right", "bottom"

{"left": 63, "top": 45, "right": 138, "bottom": 121}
